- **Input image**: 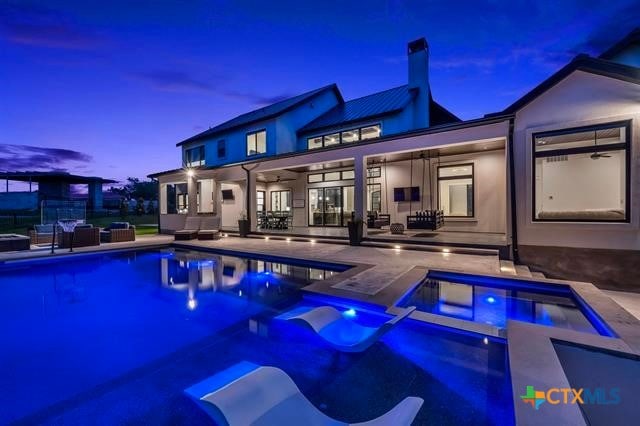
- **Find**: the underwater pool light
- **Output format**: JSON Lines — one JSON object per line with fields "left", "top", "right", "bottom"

{"left": 483, "top": 337, "right": 489, "bottom": 345}
{"left": 343, "top": 308, "right": 357, "bottom": 318}
{"left": 187, "top": 298, "right": 197, "bottom": 311}
{"left": 485, "top": 296, "right": 496, "bottom": 304}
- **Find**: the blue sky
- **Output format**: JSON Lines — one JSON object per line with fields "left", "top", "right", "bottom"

{"left": 0, "top": 0, "right": 638, "bottom": 186}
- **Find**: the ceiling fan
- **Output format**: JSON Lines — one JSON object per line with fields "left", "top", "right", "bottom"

{"left": 269, "top": 175, "right": 297, "bottom": 183}
{"left": 590, "top": 131, "right": 611, "bottom": 160}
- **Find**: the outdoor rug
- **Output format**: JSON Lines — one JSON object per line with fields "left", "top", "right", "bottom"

{"left": 331, "top": 264, "right": 412, "bottom": 295}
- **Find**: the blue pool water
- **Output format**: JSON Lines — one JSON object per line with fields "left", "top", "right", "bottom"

{"left": 399, "top": 271, "right": 611, "bottom": 335}
{"left": 0, "top": 248, "right": 513, "bottom": 424}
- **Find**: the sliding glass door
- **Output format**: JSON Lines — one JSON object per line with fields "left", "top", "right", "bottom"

{"left": 308, "top": 186, "right": 353, "bottom": 226}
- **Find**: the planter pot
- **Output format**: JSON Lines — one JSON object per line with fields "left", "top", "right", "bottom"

{"left": 238, "top": 219, "right": 250, "bottom": 237}
{"left": 347, "top": 220, "right": 363, "bottom": 246}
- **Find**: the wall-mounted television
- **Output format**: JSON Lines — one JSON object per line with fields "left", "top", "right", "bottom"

{"left": 221, "top": 189, "right": 234, "bottom": 200}
{"left": 393, "top": 186, "right": 420, "bottom": 202}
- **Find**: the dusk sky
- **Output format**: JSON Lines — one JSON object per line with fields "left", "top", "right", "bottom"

{"left": 1, "top": 0, "right": 638, "bottom": 188}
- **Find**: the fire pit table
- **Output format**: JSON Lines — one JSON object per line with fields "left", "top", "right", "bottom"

{"left": 0, "top": 234, "right": 30, "bottom": 252}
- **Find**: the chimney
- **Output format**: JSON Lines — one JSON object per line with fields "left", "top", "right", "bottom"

{"left": 408, "top": 38, "right": 430, "bottom": 129}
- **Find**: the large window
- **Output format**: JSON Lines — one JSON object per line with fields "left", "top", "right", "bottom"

{"left": 438, "top": 164, "right": 474, "bottom": 217}
{"left": 163, "top": 183, "right": 188, "bottom": 214}
{"left": 185, "top": 146, "right": 204, "bottom": 167}
{"left": 270, "top": 190, "right": 291, "bottom": 212}
{"left": 307, "top": 124, "right": 381, "bottom": 150}
{"left": 533, "top": 121, "right": 630, "bottom": 222}
{"left": 247, "top": 130, "right": 266, "bottom": 156}
{"left": 256, "top": 190, "right": 265, "bottom": 212}
{"left": 217, "top": 140, "right": 226, "bottom": 158}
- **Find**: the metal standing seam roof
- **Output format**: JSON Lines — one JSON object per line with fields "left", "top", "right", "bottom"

{"left": 177, "top": 84, "right": 342, "bottom": 146}
{"left": 298, "top": 85, "right": 417, "bottom": 134}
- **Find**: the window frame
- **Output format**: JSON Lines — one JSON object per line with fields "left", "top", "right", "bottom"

{"left": 270, "top": 189, "right": 292, "bottom": 212}
{"left": 306, "top": 123, "right": 381, "bottom": 150}
{"left": 246, "top": 129, "right": 267, "bottom": 157}
{"left": 185, "top": 145, "right": 205, "bottom": 167}
{"left": 531, "top": 120, "right": 631, "bottom": 223}
{"left": 217, "top": 140, "right": 226, "bottom": 159}
{"left": 367, "top": 167, "right": 381, "bottom": 178}
{"left": 437, "top": 163, "right": 475, "bottom": 218}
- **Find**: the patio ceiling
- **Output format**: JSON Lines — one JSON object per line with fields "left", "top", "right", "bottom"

{"left": 366, "top": 139, "right": 505, "bottom": 164}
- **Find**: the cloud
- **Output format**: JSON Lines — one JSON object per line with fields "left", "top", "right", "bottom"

{"left": 0, "top": 144, "right": 92, "bottom": 172}
{"left": 222, "top": 90, "right": 293, "bottom": 106}
{"left": 0, "top": 3, "right": 105, "bottom": 50}
{"left": 129, "top": 70, "right": 216, "bottom": 93}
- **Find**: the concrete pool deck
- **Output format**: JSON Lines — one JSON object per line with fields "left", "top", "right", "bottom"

{"left": 2, "top": 234, "right": 639, "bottom": 425}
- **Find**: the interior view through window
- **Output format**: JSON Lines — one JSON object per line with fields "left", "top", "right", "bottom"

{"left": 438, "top": 164, "right": 474, "bottom": 217}
{"left": 533, "top": 122, "right": 629, "bottom": 221}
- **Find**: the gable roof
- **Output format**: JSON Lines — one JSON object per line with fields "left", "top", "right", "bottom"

{"left": 177, "top": 84, "right": 343, "bottom": 146}
{"left": 599, "top": 27, "right": 640, "bottom": 60}
{"left": 430, "top": 98, "right": 461, "bottom": 126}
{"left": 495, "top": 55, "right": 640, "bottom": 115}
{"left": 298, "top": 85, "right": 416, "bottom": 134}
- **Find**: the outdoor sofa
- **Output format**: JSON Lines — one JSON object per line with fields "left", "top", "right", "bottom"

{"left": 100, "top": 222, "right": 136, "bottom": 243}
{"left": 59, "top": 224, "right": 100, "bottom": 248}
{"left": 174, "top": 216, "right": 201, "bottom": 240}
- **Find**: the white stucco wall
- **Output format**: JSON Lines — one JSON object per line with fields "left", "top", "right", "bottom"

{"left": 513, "top": 70, "right": 640, "bottom": 250}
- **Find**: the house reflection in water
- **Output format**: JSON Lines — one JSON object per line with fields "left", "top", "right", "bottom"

{"left": 159, "top": 249, "right": 340, "bottom": 310}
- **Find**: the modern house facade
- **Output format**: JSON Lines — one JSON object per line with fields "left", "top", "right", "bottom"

{"left": 150, "top": 29, "right": 640, "bottom": 290}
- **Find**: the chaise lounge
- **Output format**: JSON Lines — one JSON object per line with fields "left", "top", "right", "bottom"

{"left": 185, "top": 361, "right": 423, "bottom": 426}
{"left": 198, "top": 216, "right": 221, "bottom": 240}
{"left": 174, "top": 216, "right": 201, "bottom": 240}
{"left": 278, "top": 305, "right": 416, "bottom": 353}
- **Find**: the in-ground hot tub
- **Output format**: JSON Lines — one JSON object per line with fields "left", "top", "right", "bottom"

{"left": 0, "top": 234, "right": 30, "bottom": 252}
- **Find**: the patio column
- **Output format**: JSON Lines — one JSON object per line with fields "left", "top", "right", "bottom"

{"left": 248, "top": 172, "right": 257, "bottom": 232}
{"left": 187, "top": 173, "right": 198, "bottom": 216}
{"left": 354, "top": 154, "right": 368, "bottom": 237}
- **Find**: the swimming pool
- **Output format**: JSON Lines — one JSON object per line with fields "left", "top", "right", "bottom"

{"left": 398, "top": 271, "right": 613, "bottom": 336}
{"left": 0, "top": 248, "right": 513, "bottom": 424}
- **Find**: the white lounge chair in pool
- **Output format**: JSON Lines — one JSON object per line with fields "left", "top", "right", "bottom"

{"left": 185, "top": 361, "right": 423, "bottom": 426}
{"left": 278, "top": 305, "right": 416, "bottom": 353}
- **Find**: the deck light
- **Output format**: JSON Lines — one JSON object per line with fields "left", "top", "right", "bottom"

{"left": 343, "top": 308, "right": 357, "bottom": 318}
{"left": 310, "top": 239, "right": 316, "bottom": 244}
{"left": 187, "top": 298, "right": 197, "bottom": 310}
{"left": 264, "top": 236, "right": 269, "bottom": 241}
{"left": 394, "top": 245, "right": 402, "bottom": 250}
{"left": 442, "top": 248, "right": 450, "bottom": 253}
{"left": 286, "top": 238, "right": 291, "bottom": 242}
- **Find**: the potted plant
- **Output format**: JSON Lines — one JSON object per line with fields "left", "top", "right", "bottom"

{"left": 238, "top": 211, "right": 250, "bottom": 237}
{"left": 347, "top": 215, "right": 363, "bottom": 246}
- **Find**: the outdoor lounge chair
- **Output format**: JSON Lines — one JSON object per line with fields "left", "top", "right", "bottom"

{"left": 59, "top": 224, "right": 100, "bottom": 248}
{"left": 185, "top": 361, "right": 423, "bottom": 426}
{"left": 174, "top": 216, "right": 201, "bottom": 240}
{"left": 100, "top": 222, "right": 136, "bottom": 243}
{"left": 197, "top": 216, "right": 221, "bottom": 240}
{"left": 29, "top": 224, "right": 58, "bottom": 245}
{"left": 278, "top": 305, "right": 416, "bottom": 353}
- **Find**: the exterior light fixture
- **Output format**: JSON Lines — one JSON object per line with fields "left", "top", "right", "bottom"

{"left": 186, "top": 169, "right": 194, "bottom": 177}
